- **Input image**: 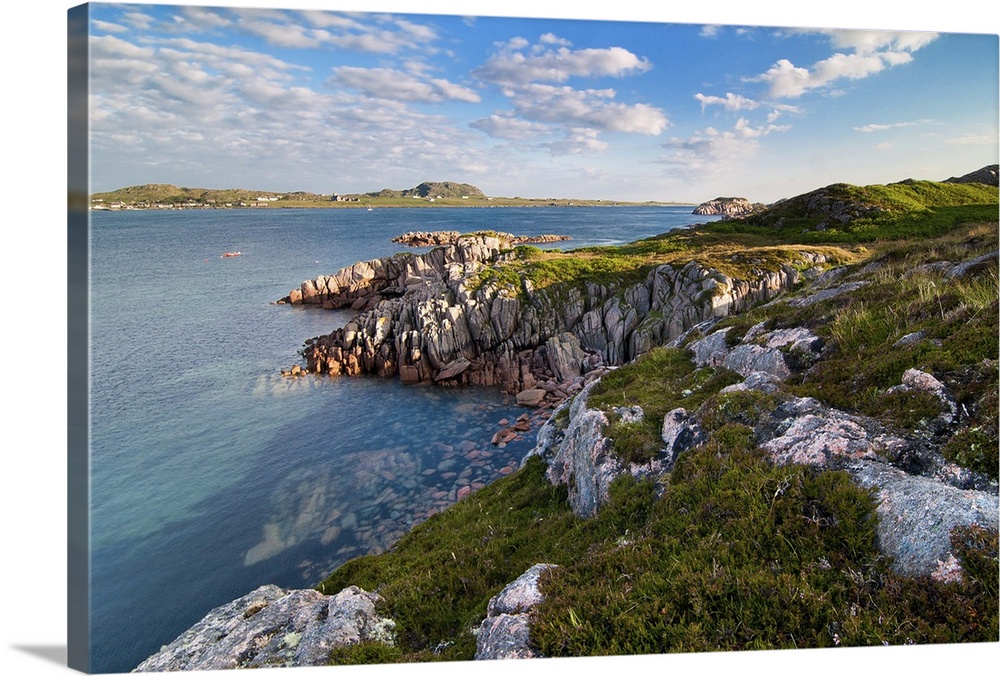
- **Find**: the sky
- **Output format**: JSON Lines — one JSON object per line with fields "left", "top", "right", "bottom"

{"left": 82, "top": 1, "right": 999, "bottom": 204}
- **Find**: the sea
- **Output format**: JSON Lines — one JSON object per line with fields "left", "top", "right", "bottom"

{"left": 87, "top": 205, "right": 720, "bottom": 673}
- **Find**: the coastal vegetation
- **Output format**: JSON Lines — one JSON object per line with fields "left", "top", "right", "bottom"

{"left": 311, "top": 175, "right": 998, "bottom": 664}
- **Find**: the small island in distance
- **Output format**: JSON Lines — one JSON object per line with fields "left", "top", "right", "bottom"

{"left": 88, "top": 180, "right": 694, "bottom": 211}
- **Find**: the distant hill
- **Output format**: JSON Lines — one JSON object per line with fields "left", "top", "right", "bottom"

{"left": 365, "top": 181, "right": 485, "bottom": 199}
{"left": 90, "top": 181, "right": 486, "bottom": 206}
{"left": 944, "top": 164, "right": 999, "bottom": 187}
{"left": 90, "top": 184, "right": 327, "bottom": 205}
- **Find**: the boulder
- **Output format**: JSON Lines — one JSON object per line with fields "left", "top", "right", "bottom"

{"left": 133, "top": 585, "right": 395, "bottom": 672}
{"left": 660, "top": 408, "right": 706, "bottom": 468}
{"left": 849, "top": 460, "right": 999, "bottom": 578}
{"left": 723, "top": 344, "right": 791, "bottom": 380}
{"left": 689, "top": 327, "right": 731, "bottom": 367}
{"left": 475, "top": 563, "right": 557, "bottom": 660}
{"left": 545, "top": 332, "right": 588, "bottom": 382}
{"left": 515, "top": 388, "right": 547, "bottom": 407}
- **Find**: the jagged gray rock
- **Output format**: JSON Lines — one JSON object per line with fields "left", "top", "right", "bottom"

{"left": 660, "top": 408, "right": 706, "bottom": 469}
{"left": 287, "top": 237, "right": 824, "bottom": 394}
{"left": 723, "top": 344, "right": 791, "bottom": 380}
{"left": 692, "top": 196, "right": 763, "bottom": 218}
{"left": 537, "top": 380, "right": 619, "bottom": 517}
{"left": 475, "top": 563, "right": 557, "bottom": 660}
{"left": 132, "top": 585, "right": 394, "bottom": 672}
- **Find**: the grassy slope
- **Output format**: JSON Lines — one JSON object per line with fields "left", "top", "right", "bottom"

{"left": 315, "top": 180, "right": 998, "bottom": 664}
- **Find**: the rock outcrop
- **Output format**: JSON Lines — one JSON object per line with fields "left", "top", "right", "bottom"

{"left": 526, "top": 287, "right": 998, "bottom": 578}
{"left": 474, "top": 563, "right": 557, "bottom": 660}
{"left": 133, "top": 585, "right": 394, "bottom": 672}
{"left": 943, "top": 164, "right": 999, "bottom": 187}
{"left": 692, "top": 196, "right": 764, "bottom": 218}
{"left": 282, "top": 236, "right": 827, "bottom": 396}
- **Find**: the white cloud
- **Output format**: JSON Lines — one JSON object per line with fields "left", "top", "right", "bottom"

{"left": 822, "top": 29, "right": 939, "bottom": 55}
{"left": 470, "top": 114, "right": 551, "bottom": 140}
{"left": 122, "top": 11, "right": 155, "bottom": 30}
{"left": 659, "top": 117, "right": 790, "bottom": 173}
{"left": 546, "top": 128, "right": 608, "bottom": 155}
{"left": 540, "top": 32, "right": 572, "bottom": 46}
{"left": 90, "top": 34, "right": 155, "bottom": 60}
{"left": 223, "top": 8, "right": 440, "bottom": 54}
{"left": 854, "top": 121, "right": 922, "bottom": 133}
{"left": 87, "top": 19, "right": 498, "bottom": 193}
{"left": 945, "top": 132, "right": 999, "bottom": 146}
{"left": 92, "top": 19, "right": 128, "bottom": 34}
{"left": 475, "top": 41, "right": 651, "bottom": 86}
{"left": 751, "top": 29, "right": 938, "bottom": 99}
{"left": 510, "top": 84, "right": 668, "bottom": 135}
{"left": 469, "top": 34, "right": 665, "bottom": 155}
{"left": 695, "top": 92, "right": 759, "bottom": 112}
{"left": 700, "top": 25, "right": 721, "bottom": 38}
{"left": 330, "top": 66, "right": 481, "bottom": 103}
{"left": 179, "top": 7, "right": 233, "bottom": 30}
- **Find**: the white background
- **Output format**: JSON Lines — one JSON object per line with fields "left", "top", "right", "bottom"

{"left": 2, "top": 1, "right": 997, "bottom": 675}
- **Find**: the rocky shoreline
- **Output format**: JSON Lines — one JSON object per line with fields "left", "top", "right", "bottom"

{"left": 140, "top": 175, "right": 997, "bottom": 670}
{"left": 391, "top": 230, "right": 572, "bottom": 247}
{"left": 278, "top": 235, "right": 827, "bottom": 405}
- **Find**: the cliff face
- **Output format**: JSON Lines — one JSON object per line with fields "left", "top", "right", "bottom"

{"left": 282, "top": 236, "right": 828, "bottom": 396}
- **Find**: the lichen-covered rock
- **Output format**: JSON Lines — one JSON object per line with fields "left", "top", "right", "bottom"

{"left": 660, "top": 408, "right": 706, "bottom": 468}
{"left": 689, "top": 326, "right": 732, "bottom": 367}
{"left": 133, "top": 585, "right": 394, "bottom": 672}
{"left": 692, "top": 197, "right": 763, "bottom": 218}
{"left": 723, "top": 344, "right": 791, "bottom": 380}
{"left": 475, "top": 563, "right": 557, "bottom": 660}
{"left": 848, "top": 461, "right": 999, "bottom": 577}
{"left": 892, "top": 368, "right": 959, "bottom": 423}
{"left": 720, "top": 370, "right": 782, "bottom": 395}
{"left": 539, "top": 380, "right": 620, "bottom": 518}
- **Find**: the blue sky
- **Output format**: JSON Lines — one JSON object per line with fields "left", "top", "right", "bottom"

{"left": 85, "top": 1, "right": 999, "bottom": 203}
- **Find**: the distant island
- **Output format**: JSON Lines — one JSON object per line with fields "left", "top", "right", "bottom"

{"left": 89, "top": 181, "right": 693, "bottom": 211}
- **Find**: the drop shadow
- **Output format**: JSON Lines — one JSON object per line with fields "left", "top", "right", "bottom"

{"left": 11, "top": 644, "right": 67, "bottom": 667}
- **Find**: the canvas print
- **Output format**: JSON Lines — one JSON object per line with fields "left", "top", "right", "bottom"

{"left": 68, "top": 2, "right": 999, "bottom": 674}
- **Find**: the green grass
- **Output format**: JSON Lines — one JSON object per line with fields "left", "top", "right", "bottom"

{"left": 530, "top": 444, "right": 998, "bottom": 655}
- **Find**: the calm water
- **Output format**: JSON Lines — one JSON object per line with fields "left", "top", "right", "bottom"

{"left": 88, "top": 206, "right": 718, "bottom": 673}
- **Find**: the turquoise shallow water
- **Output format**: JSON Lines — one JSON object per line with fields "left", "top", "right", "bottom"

{"left": 86, "top": 206, "right": 718, "bottom": 672}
